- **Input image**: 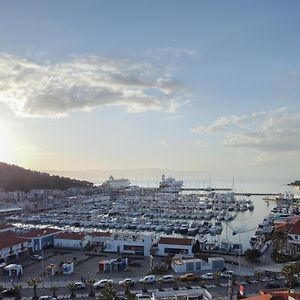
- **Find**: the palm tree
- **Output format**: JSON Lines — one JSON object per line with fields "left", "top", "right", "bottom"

{"left": 97, "top": 282, "right": 119, "bottom": 300}
{"left": 157, "top": 279, "right": 164, "bottom": 291}
{"left": 173, "top": 278, "right": 179, "bottom": 290}
{"left": 27, "top": 277, "right": 41, "bottom": 300}
{"left": 214, "top": 272, "right": 222, "bottom": 286}
{"left": 13, "top": 285, "right": 22, "bottom": 300}
{"left": 85, "top": 279, "right": 96, "bottom": 297}
{"left": 121, "top": 281, "right": 132, "bottom": 295}
{"left": 67, "top": 282, "right": 76, "bottom": 299}
{"left": 273, "top": 230, "right": 288, "bottom": 254}
{"left": 282, "top": 263, "right": 299, "bottom": 288}
{"left": 50, "top": 285, "right": 58, "bottom": 298}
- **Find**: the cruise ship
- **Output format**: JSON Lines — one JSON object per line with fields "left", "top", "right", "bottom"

{"left": 159, "top": 175, "right": 183, "bottom": 193}
{"left": 103, "top": 175, "right": 131, "bottom": 189}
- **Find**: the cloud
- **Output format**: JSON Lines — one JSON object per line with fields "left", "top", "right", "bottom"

{"left": 0, "top": 52, "right": 188, "bottom": 118}
{"left": 192, "top": 108, "right": 300, "bottom": 153}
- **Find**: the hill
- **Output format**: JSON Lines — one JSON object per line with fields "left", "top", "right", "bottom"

{"left": 0, "top": 162, "right": 93, "bottom": 192}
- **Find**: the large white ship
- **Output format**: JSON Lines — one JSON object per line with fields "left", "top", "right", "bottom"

{"left": 103, "top": 175, "right": 131, "bottom": 189}
{"left": 159, "top": 174, "right": 183, "bottom": 193}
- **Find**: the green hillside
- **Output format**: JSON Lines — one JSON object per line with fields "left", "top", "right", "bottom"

{"left": 0, "top": 162, "right": 93, "bottom": 192}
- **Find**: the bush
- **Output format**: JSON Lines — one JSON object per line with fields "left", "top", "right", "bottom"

{"left": 271, "top": 251, "right": 290, "bottom": 263}
{"left": 244, "top": 249, "right": 261, "bottom": 261}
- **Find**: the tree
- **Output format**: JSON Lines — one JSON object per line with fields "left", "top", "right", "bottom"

{"left": 273, "top": 230, "right": 288, "bottom": 254}
{"left": 85, "top": 279, "right": 96, "bottom": 297}
{"left": 244, "top": 249, "right": 261, "bottom": 261}
{"left": 97, "top": 282, "right": 119, "bottom": 300}
{"left": 50, "top": 285, "right": 58, "bottom": 298}
{"left": 13, "top": 285, "right": 22, "bottom": 300}
{"left": 157, "top": 279, "right": 164, "bottom": 291}
{"left": 192, "top": 240, "right": 201, "bottom": 254}
{"left": 67, "top": 282, "right": 76, "bottom": 299}
{"left": 121, "top": 281, "right": 132, "bottom": 295}
{"left": 282, "top": 263, "right": 300, "bottom": 288}
{"left": 27, "top": 278, "right": 41, "bottom": 300}
{"left": 214, "top": 272, "right": 221, "bottom": 286}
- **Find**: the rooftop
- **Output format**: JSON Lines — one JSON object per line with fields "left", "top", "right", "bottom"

{"left": 0, "top": 232, "right": 30, "bottom": 249}
{"left": 55, "top": 232, "right": 89, "bottom": 240}
{"left": 158, "top": 237, "right": 193, "bottom": 246}
{"left": 21, "top": 228, "right": 60, "bottom": 238}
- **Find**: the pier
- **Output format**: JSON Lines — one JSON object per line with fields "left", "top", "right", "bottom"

{"left": 181, "top": 188, "right": 279, "bottom": 197}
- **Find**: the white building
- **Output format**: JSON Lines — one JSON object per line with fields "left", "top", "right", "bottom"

{"left": 54, "top": 232, "right": 92, "bottom": 249}
{"left": 0, "top": 232, "right": 30, "bottom": 262}
{"left": 152, "top": 288, "right": 212, "bottom": 300}
{"left": 104, "top": 233, "right": 153, "bottom": 256}
{"left": 157, "top": 237, "right": 193, "bottom": 256}
{"left": 91, "top": 232, "right": 112, "bottom": 245}
{"left": 171, "top": 255, "right": 224, "bottom": 273}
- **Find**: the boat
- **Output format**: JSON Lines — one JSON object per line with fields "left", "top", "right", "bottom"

{"left": 103, "top": 175, "right": 131, "bottom": 189}
{"left": 159, "top": 175, "right": 183, "bottom": 193}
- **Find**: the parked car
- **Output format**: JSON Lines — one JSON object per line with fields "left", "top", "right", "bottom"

{"left": 158, "top": 275, "right": 175, "bottom": 283}
{"left": 38, "top": 296, "right": 57, "bottom": 300}
{"left": 93, "top": 279, "right": 114, "bottom": 289}
{"left": 221, "top": 271, "right": 234, "bottom": 278}
{"left": 74, "top": 282, "right": 86, "bottom": 289}
{"left": 1, "top": 289, "right": 18, "bottom": 297}
{"left": 31, "top": 254, "right": 43, "bottom": 260}
{"left": 201, "top": 273, "right": 214, "bottom": 280}
{"left": 136, "top": 294, "right": 151, "bottom": 300}
{"left": 119, "top": 278, "right": 135, "bottom": 286}
{"left": 179, "top": 273, "right": 199, "bottom": 282}
{"left": 140, "top": 275, "right": 156, "bottom": 284}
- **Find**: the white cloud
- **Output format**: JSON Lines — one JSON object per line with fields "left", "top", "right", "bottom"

{"left": 192, "top": 108, "right": 300, "bottom": 153}
{"left": 0, "top": 52, "right": 188, "bottom": 118}
{"left": 159, "top": 140, "right": 168, "bottom": 147}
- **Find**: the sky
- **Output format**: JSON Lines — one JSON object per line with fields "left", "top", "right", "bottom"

{"left": 0, "top": 0, "right": 299, "bottom": 181}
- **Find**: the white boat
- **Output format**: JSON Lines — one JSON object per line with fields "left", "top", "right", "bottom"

{"left": 103, "top": 175, "right": 131, "bottom": 189}
{"left": 159, "top": 175, "right": 183, "bottom": 193}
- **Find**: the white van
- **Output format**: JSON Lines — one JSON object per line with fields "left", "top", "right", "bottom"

{"left": 140, "top": 275, "right": 156, "bottom": 284}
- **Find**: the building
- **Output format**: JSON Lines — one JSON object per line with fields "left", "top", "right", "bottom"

{"left": 54, "top": 232, "right": 92, "bottom": 249}
{"left": 245, "top": 289, "right": 300, "bottom": 300}
{"left": 0, "top": 224, "right": 15, "bottom": 233}
{"left": 0, "top": 231, "right": 31, "bottom": 262}
{"left": 104, "top": 233, "right": 153, "bottom": 256}
{"left": 21, "top": 228, "right": 61, "bottom": 252}
{"left": 157, "top": 237, "right": 193, "bottom": 256}
{"left": 152, "top": 288, "right": 212, "bottom": 300}
{"left": 171, "top": 255, "right": 224, "bottom": 273}
{"left": 91, "top": 231, "right": 112, "bottom": 245}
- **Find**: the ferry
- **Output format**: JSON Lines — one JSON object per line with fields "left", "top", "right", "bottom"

{"left": 159, "top": 175, "right": 183, "bottom": 193}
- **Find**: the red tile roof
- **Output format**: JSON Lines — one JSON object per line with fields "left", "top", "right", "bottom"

{"left": 0, "top": 232, "right": 30, "bottom": 249}
{"left": 21, "top": 228, "right": 60, "bottom": 238}
{"left": 55, "top": 232, "right": 89, "bottom": 240}
{"left": 0, "top": 224, "right": 15, "bottom": 230}
{"left": 158, "top": 237, "right": 192, "bottom": 246}
{"left": 91, "top": 232, "right": 112, "bottom": 237}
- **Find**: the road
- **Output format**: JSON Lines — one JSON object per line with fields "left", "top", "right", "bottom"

{"left": 2, "top": 275, "right": 286, "bottom": 299}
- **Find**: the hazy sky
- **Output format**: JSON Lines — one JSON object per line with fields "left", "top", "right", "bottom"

{"left": 0, "top": 1, "right": 299, "bottom": 180}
